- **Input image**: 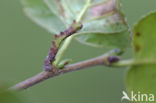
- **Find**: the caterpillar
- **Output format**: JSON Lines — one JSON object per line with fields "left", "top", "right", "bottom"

{"left": 44, "top": 20, "right": 82, "bottom": 72}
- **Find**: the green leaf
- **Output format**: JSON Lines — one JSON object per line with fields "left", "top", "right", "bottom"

{"left": 75, "top": 0, "right": 130, "bottom": 49}
{"left": 64, "top": 0, "right": 130, "bottom": 49}
{"left": 22, "top": 0, "right": 130, "bottom": 49}
{"left": 76, "top": 30, "right": 129, "bottom": 48}
{"left": 0, "top": 85, "right": 24, "bottom": 103}
{"left": 126, "top": 12, "right": 156, "bottom": 102}
{"left": 22, "top": 0, "right": 66, "bottom": 34}
{"left": 44, "top": 0, "right": 82, "bottom": 25}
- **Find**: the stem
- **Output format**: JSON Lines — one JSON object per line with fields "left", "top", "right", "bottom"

{"left": 112, "top": 59, "right": 134, "bottom": 67}
{"left": 11, "top": 54, "right": 116, "bottom": 91}
{"left": 54, "top": 0, "right": 92, "bottom": 65}
{"left": 113, "top": 59, "right": 156, "bottom": 67}
{"left": 11, "top": 54, "right": 156, "bottom": 90}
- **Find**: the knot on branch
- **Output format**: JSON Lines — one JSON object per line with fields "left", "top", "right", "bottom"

{"left": 44, "top": 20, "right": 82, "bottom": 72}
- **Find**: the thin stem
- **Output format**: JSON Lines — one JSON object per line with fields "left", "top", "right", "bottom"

{"left": 113, "top": 59, "right": 156, "bottom": 67}
{"left": 112, "top": 59, "right": 134, "bottom": 67}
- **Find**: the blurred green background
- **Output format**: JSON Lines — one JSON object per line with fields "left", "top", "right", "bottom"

{"left": 0, "top": 0, "right": 156, "bottom": 103}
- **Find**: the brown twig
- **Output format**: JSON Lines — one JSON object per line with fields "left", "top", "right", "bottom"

{"left": 10, "top": 55, "right": 119, "bottom": 91}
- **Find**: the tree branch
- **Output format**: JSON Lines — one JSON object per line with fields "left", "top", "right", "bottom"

{"left": 10, "top": 54, "right": 119, "bottom": 91}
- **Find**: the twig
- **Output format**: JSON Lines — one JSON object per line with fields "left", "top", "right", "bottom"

{"left": 10, "top": 55, "right": 119, "bottom": 91}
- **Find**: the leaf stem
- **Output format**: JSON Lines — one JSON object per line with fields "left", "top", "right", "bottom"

{"left": 112, "top": 59, "right": 134, "bottom": 67}
{"left": 113, "top": 59, "right": 156, "bottom": 67}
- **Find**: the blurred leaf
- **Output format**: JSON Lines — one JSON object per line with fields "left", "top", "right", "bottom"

{"left": 22, "top": 0, "right": 66, "bottom": 34}
{"left": 22, "top": 0, "right": 130, "bottom": 49}
{"left": 0, "top": 85, "right": 23, "bottom": 103}
{"left": 126, "top": 12, "right": 156, "bottom": 101}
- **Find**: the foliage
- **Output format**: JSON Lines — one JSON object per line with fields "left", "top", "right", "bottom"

{"left": 126, "top": 12, "right": 156, "bottom": 101}
{"left": 22, "top": 0, "right": 130, "bottom": 49}
{"left": 0, "top": 85, "right": 24, "bottom": 103}
{"left": 1, "top": 0, "right": 156, "bottom": 102}
{"left": 22, "top": 0, "right": 156, "bottom": 101}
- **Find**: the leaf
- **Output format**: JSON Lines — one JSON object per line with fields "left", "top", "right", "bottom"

{"left": 64, "top": 0, "right": 130, "bottom": 49}
{"left": 126, "top": 12, "right": 156, "bottom": 102}
{"left": 75, "top": 0, "right": 130, "bottom": 49}
{"left": 22, "top": 0, "right": 66, "bottom": 34}
{"left": 0, "top": 85, "right": 24, "bottom": 103}
{"left": 76, "top": 30, "right": 129, "bottom": 48}
{"left": 22, "top": 0, "right": 130, "bottom": 49}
